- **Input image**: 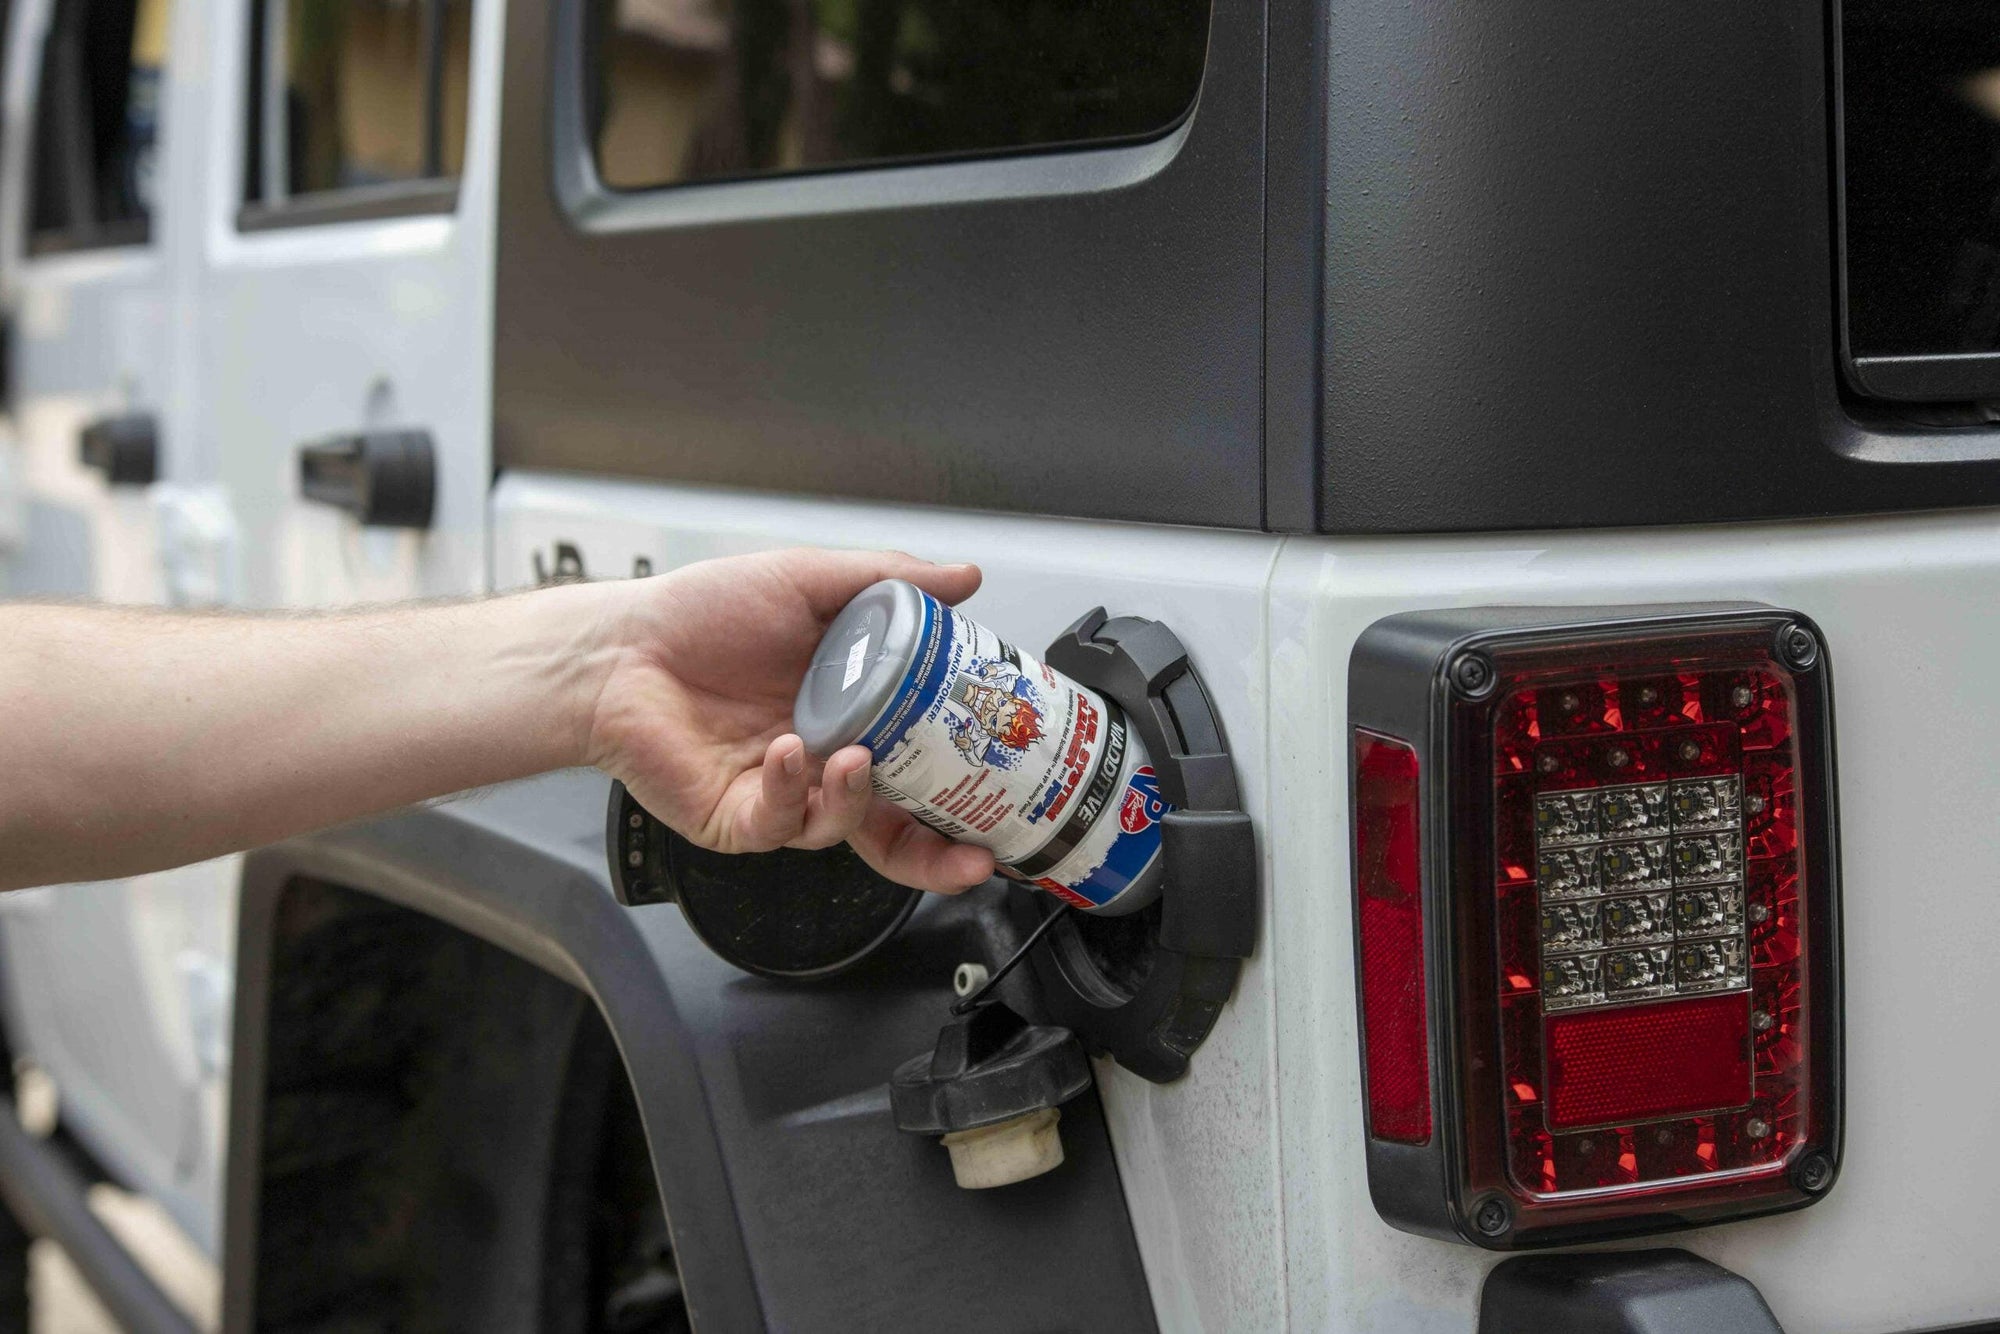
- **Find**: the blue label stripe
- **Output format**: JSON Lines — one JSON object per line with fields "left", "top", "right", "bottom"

{"left": 860, "top": 592, "right": 954, "bottom": 761}
{"left": 1062, "top": 776, "right": 1167, "bottom": 907}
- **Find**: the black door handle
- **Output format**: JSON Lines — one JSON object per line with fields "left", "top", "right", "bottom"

{"left": 297, "top": 429, "right": 435, "bottom": 529}
{"left": 79, "top": 413, "right": 158, "bottom": 486}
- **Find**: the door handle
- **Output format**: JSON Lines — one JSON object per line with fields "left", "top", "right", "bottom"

{"left": 79, "top": 412, "right": 158, "bottom": 486}
{"left": 297, "top": 429, "right": 435, "bottom": 529}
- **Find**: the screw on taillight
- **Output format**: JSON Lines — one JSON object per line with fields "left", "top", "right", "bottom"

{"left": 1349, "top": 607, "right": 1841, "bottom": 1248}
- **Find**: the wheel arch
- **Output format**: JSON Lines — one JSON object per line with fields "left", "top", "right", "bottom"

{"left": 223, "top": 771, "right": 1157, "bottom": 1333}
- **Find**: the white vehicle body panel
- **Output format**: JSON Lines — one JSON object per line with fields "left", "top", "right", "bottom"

{"left": 1, "top": 0, "right": 1993, "bottom": 1322}
{"left": 192, "top": 0, "right": 501, "bottom": 611}
{"left": 500, "top": 472, "right": 2000, "bottom": 1334}
{"left": 0, "top": 0, "right": 174, "bottom": 606}
{"left": 0, "top": 0, "right": 504, "bottom": 1255}
{"left": 1270, "top": 515, "right": 2000, "bottom": 1334}
{"left": 491, "top": 471, "right": 1289, "bottom": 1332}
{"left": 0, "top": 0, "right": 239, "bottom": 1254}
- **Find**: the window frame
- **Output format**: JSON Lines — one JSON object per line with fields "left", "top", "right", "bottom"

{"left": 554, "top": 0, "right": 1209, "bottom": 235}
{"left": 1833, "top": 0, "right": 2000, "bottom": 405}
{"left": 575, "top": 0, "right": 1212, "bottom": 203}
{"left": 491, "top": 0, "right": 1266, "bottom": 531}
{"left": 25, "top": 0, "right": 156, "bottom": 257}
{"left": 234, "top": 0, "right": 467, "bottom": 233}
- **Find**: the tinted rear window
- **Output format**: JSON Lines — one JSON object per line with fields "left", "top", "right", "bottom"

{"left": 245, "top": 0, "right": 472, "bottom": 205}
{"left": 1842, "top": 0, "right": 2000, "bottom": 360}
{"left": 586, "top": 0, "right": 1209, "bottom": 191}
{"left": 28, "top": 0, "right": 168, "bottom": 251}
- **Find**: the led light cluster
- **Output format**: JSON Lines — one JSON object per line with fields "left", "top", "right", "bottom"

{"left": 1493, "top": 669, "right": 1808, "bottom": 1194}
{"left": 1534, "top": 772, "right": 1748, "bottom": 1011}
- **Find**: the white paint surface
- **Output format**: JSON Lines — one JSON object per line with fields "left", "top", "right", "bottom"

{"left": 0, "top": 0, "right": 228, "bottom": 1256}
{"left": 499, "top": 474, "right": 2000, "bottom": 1334}
{"left": 5, "top": 0, "right": 1997, "bottom": 1316}
{"left": 191, "top": 0, "right": 501, "bottom": 609}
{"left": 493, "top": 472, "right": 1289, "bottom": 1332}
{"left": 0, "top": 0, "right": 506, "bottom": 1256}
{"left": 1267, "top": 515, "right": 2000, "bottom": 1334}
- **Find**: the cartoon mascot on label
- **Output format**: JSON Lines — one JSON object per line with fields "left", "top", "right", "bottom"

{"left": 946, "top": 659, "right": 1046, "bottom": 769}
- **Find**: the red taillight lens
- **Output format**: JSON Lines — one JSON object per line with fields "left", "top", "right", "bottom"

{"left": 1496, "top": 666, "right": 1811, "bottom": 1198}
{"left": 1544, "top": 992, "right": 1751, "bottom": 1132}
{"left": 1354, "top": 732, "right": 1430, "bottom": 1144}
{"left": 1349, "top": 609, "right": 1840, "bottom": 1248}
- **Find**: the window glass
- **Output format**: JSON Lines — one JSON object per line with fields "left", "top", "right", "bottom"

{"left": 1843, "top": 1, "right": 2000, "bottom": 361}
{"left": 28, "top": 0, "right": 170, "bottom": 250}
{"left": 245, "top": 0, "right": 470, "bottom": 205}
{"left": 588, "top": 0, "right": 1210, "bottom": 191}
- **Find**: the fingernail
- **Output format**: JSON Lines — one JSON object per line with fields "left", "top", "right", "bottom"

{"left": 846, "top": 763, "right": 869, "bottom": 793}
{"left": 783, "top": 745, "right": 805, "bottom": 776}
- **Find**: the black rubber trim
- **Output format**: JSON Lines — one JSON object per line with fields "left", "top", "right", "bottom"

{"left": 1261, "top": 0, "right": 1330, "bottom": 533}
{"left": 224, "top": 771, "right": 1157, "bottom": 1334}
{"left": 77, "top": 413, "right": 158, "bottom": 487}
{"left": 1848, "top": 353, "right": 2000, "bottom": 404}
{"left": 24, "top": 218, "right": 149, "bottom": 257}
{"left": 1479, "top": 1249, "right": 1783, "bottom": 1334}
{"left": 0, "top": 1110, "right": 195, "bottom": 1334}
{"left": 235, "top": 179, "right": 460, "bottom": 233}
{"left": 224, "top": 791, "right": 765, "bottom": 1334}
{"left": 296, "top": 429, "right": 437, "bottom": 529}
{"left": 1027, "top": 609, "right": 1257, "bottom": 1081}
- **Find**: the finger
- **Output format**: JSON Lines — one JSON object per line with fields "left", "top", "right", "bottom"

{"left": 737, "top": 734, "right": 811, "bottom": 850}
{"left": 848, "top": 801, "right": 997, "bottom": 895}
{"left": 889, "top": 555, "right": 982, "bottom": 608}
{"left": 784, "top": 548, "right": 982, "bottom": 617}
{"left": 786, "top": 745, "right": 874, "bottom": 850}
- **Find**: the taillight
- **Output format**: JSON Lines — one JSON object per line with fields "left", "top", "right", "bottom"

{"left": 1348, "top": 607, "right": 1841, "bottom": 1248}
{"left": 1354, "top": 732, "right": 1430, "bottom": 1145}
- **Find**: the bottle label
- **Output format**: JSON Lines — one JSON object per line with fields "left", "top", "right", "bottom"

{"left": 858, "top": 591, "right": 1165, "bottom": 908}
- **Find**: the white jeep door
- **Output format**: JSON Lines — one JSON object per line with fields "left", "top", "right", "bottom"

{"left": 194, "top": 0, "right": 498, "bottom": 614}
{"left": 1, "top": 0, "right": 180, "bottom": 606}
{"left": 0, "top": 0, "right": 238, "bottom": 1256}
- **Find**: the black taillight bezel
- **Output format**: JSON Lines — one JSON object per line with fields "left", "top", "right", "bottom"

{"left": 1349, "top": 604, "right": 1843, "bottom": 1249}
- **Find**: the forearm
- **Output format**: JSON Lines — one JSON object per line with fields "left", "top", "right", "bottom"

{"left": 0, "top": 584, "right": 622, "bottom": 890}
{"left": 0, "top": 548, "right": 994, "bottom": 898}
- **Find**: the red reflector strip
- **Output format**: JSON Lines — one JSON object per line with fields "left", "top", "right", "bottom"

{"left": 1355, "top": 731, "right": 1431, "bottom": 1145}
{"left": 1545, "top": 993, "right": 1751, "bottom": 1131}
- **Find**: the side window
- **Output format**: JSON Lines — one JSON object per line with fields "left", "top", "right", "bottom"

{"left": 27, "top": 0, "right": 169, "bottom": 254}
{"left": 240, "top": 0, "right": 472, "bottom": 228}
{"left": 587, "top": 0, "right": 1210, "bottom": 191}
{"left": 1840, "top": 0, "right": 2000, "bottom": 401}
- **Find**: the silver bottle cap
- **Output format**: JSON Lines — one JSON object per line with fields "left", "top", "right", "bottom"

{"left": 794, "top": 578, "right": 929, "bottom": 757}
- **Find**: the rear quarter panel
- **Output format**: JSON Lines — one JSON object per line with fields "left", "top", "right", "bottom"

{"left": 492, "top": 472, "right": 1286, "bottom": 1332}
{"left": 499, "top": 473, "right": 1999, "bottom": 1332}
{"left": 1272, "top": 513, "right": 2000, "bottom": 1332}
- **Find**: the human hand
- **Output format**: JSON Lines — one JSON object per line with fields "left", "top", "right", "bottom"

{"left": 584, "top": 549, "right": 999, "bottom": 894}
